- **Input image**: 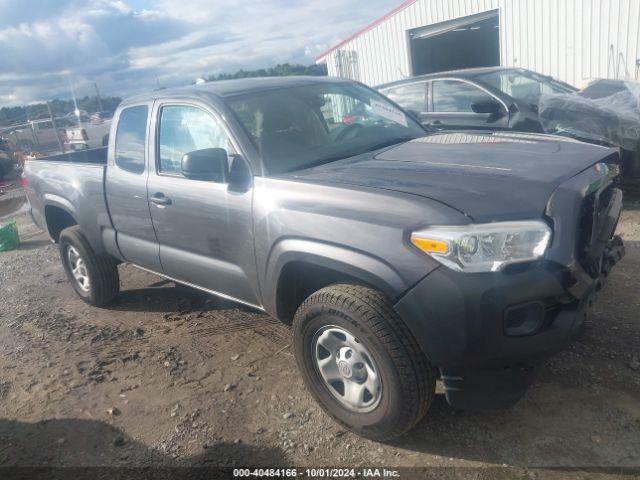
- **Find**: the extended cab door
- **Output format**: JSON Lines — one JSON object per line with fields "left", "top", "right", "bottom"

{"left": 422, "top": 79, "right": 509, "bottom": 130}
{"left": 105, "top": 103, "right": 162, "bottom": 271}
{"left": 146, "top": 101, "right": 261, "bottom": 308}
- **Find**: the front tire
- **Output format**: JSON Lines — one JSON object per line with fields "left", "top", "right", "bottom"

{"left": 293, "top": 284, "right": 435, "bottom": 441}
{"left": 59, "top": 226, "right": 120, "bottom": 306}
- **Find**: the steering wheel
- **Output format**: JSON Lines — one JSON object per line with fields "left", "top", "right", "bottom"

{"left": 335, "top": 123, "right": 365, "bottom": 142}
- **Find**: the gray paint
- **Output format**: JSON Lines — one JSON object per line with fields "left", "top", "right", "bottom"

{"left": 25, "top": 77, "right": 619, "bottom": 320}
{"left": 25, "top": 161, "right": 110, "bottom": 253}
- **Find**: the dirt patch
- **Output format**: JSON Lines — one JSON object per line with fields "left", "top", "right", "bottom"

{"left": 0, "top": 206, "right": 639, "bottom": 477}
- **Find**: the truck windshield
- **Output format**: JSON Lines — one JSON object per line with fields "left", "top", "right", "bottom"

{"left": 476, "top": 70, "right": 576, "bottom": 108}
{"left": 227, "top": 82, "right": 425, "bottom": 175}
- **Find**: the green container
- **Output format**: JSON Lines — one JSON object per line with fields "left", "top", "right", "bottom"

{"left": 0, "top": 221, "right": 20, "bottom": 252}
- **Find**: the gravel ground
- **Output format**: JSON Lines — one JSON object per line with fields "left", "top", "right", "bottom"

{"left": 0, "top": 187, "right": 639, "bottom": 479}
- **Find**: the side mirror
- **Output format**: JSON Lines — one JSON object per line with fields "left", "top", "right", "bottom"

{"left": 181, "top": 148, "right": 228, "bottom": 182}
{"left": 471, "top": 99, "right": 504, "bottom": 116}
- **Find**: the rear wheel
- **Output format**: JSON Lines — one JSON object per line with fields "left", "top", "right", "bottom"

{"left": 59, "top": 226, "right": 120, "bottom": 306}
{"left": 293, "top": 284, "right": 435, "bottom": 441}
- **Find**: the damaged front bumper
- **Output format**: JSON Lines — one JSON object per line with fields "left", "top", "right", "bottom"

{"left": 394, "top": 163, "right": 625, "bottom": 410}
{"left": 394, "top": 234, "right": 625, "bottom": 410}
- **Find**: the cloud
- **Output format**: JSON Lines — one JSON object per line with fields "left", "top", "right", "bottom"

{"left": 0, "top": 0, "right": 396, "bottom": 106}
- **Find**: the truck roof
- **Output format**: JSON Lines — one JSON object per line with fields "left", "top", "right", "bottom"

{"left": 121, "top": 75, "right": 349, "bottom": 106}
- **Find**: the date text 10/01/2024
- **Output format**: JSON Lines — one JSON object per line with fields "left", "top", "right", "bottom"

{"left": 233, "top": 468, "right": 401, "bottom": 478}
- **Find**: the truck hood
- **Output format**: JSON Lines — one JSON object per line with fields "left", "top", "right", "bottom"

{"left": 283, "top": 132, "right": 617, "bottom": 222}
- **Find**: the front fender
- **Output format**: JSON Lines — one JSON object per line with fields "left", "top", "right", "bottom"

{"left": 262, "top": 237, "right": 409, "bottom": 316}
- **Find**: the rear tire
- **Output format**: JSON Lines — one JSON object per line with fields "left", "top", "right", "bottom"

{"left": 59, "top": 226, "right": 120, "bottom": 306}
{"left": 293, "top": 284, "right": 435, "bottom": 441}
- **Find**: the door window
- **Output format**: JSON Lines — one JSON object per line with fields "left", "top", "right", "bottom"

{"left": 383, "top": 83, "right": 427, "bottom": 113}
{"left": 158, "top": 105, "right": 230, "bottom": 175}
{"left": 114, "top": 106, "right": 148, "bottom": 174}
{"left": 432, "top": 80, "right": 497, "bottom": 113}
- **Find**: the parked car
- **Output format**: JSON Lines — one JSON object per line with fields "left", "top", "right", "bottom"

{"left": 24, "top": 76, "right": 624, "bottom": 440}
{"left": 539, "top": 79, "right": 640, "bottom": 177}
{"left": 64, "top": 110, "right": 89, "bottom": 121}
{"left": 378, "top": 67, "right": 576, "bottom": 132}
{"left": 63, "top": 119, "right": 112, "bottom": 151}
{"left": 90, "top": 111, "right": 113, "bottom": 124}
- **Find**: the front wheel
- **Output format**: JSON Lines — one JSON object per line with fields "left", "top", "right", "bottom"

{"left": 59, "top": 226, "right": 120, "bottom": 306}
{"left": 293, "top": 284, "right": 436, "bottom": 441}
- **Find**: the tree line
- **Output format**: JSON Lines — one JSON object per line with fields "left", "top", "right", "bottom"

{"left": 205, "top": 63, "right": 327, "bottom": 82}
{"left": 0, "top": 96, "right": 122, "bottom": 128}
{"left": 1, "top": 63, "right": 327, "bottom": 128}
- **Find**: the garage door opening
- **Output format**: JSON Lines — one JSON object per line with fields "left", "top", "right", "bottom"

{"left": 409, "top": 10, "right": 500, "bottom": 76}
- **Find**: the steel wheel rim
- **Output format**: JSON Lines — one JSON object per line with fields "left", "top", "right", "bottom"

{"left": 66, "top": 246, "right": 90, "bottom": 292}
{"left": 312, "top": 325, "right": 382, "bottom": 413}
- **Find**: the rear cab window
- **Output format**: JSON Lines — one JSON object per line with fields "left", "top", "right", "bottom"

{"left": 114, "top": 106, "right": 148, "bottom": 174}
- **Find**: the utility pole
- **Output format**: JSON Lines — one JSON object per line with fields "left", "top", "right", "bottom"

{"left": 47, "top": 101, "right": 64, "bottom": 153}
{"left": 94, "top": 82, "right": 104, "bottom": 112}
{"left": 68, "top": 77, "right": 81, "bottom": 125}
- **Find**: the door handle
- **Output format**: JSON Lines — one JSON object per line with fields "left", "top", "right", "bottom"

{"left": 150, "top": 193, "right": 172, "bottom": 206}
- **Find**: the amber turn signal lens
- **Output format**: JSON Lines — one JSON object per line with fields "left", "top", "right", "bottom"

{"left": 411, "top": 235, "right": 449, "bottom": 254}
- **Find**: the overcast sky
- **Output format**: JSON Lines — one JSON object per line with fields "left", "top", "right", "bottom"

{"left": 0, "top": 0, "right": 397, "bottom": 106}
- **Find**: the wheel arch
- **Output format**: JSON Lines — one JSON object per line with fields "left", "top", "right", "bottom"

{"left": 265, "top": 239, "right": 408, "bottom": 323}
{"left": 43, "top": 198, "right": 78, "bottom": 242}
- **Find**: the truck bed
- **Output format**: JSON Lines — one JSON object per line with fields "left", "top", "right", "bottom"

{"left": 24, "top": 157, "right": 110, "bottom": 254}
{"left": 39, "top": 147, "right": 107, "bottom": 164}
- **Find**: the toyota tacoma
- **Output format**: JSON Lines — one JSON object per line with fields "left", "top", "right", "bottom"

{"left": 24, "top": 76, "right": 625, "bottom": 440}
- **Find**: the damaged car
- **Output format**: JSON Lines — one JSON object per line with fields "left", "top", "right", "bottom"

{"left": 24, "top": 76, "right": 625, "bottom": 440}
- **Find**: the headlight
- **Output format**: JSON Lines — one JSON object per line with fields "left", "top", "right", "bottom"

{"left": 411, "top": 221, "right": 552, "bottom": 273}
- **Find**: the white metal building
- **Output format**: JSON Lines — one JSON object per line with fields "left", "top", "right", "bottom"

{"left": 316, "top": 0, "right": 640, "bottom": 88}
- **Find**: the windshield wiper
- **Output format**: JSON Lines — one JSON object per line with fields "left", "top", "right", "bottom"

{"left": 283, "top": 153, "right": 357, "bottom": 173}
{"left": 282, "top": 137, "right": 417, "bottom": 174}
{"left": 363, "top": 136, "right": 416, "bottom": 153}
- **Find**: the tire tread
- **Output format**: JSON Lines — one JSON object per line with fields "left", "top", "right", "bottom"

{"left": 294, "top": 283, "right": 435, "bottom": 441}
{"left": 59, "top": 226, "right": 119, "bottom": 306}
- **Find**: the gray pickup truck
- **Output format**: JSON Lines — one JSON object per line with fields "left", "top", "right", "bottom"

{"left": 24, "top": 76, "right": 625, "bottom": 440}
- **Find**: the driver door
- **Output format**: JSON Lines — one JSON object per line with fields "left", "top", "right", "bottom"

{"left": 146, "top": 102, "right": 261, "bottom": 307}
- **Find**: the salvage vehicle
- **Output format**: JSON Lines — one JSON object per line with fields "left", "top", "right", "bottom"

{"left": 539, "top": 79, "right": 640, "bottom": 178}
{"left": 63, "top": 119, "right": 112, "bottom": 151}
{"left": 377, "top": 67, "right": 576, "bottom": 132}
{"left": 378, "top": 68, "right": 640, "bottom": 178}
{"left": 24, "top": 76, "right": 625, "bottom": 440}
